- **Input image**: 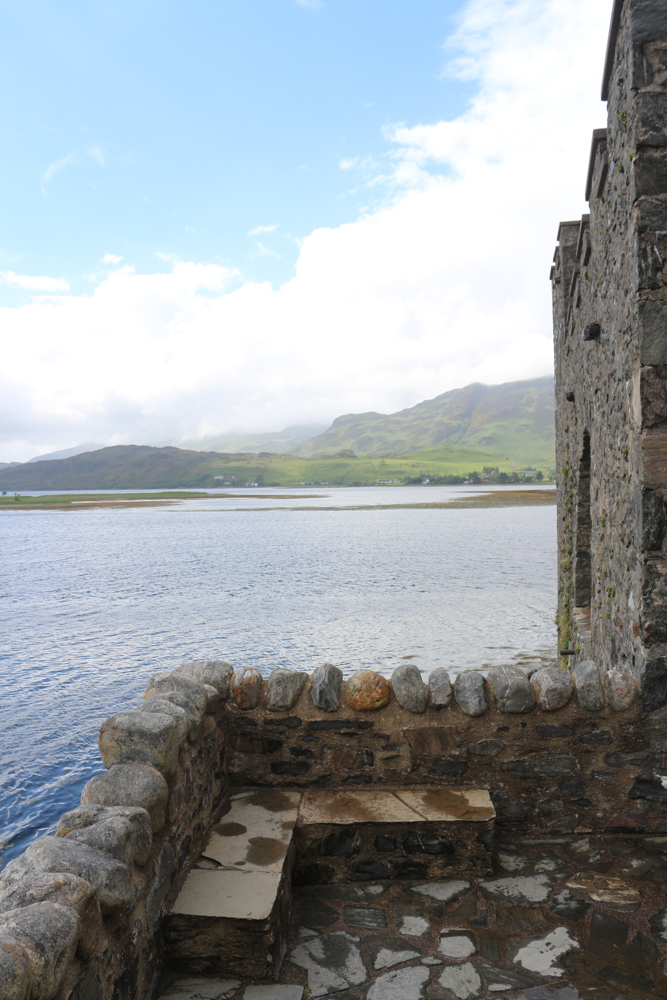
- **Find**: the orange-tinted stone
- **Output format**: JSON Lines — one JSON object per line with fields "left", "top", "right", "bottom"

{"left": 346, "top": 670, "right": 391, "bottom": 711}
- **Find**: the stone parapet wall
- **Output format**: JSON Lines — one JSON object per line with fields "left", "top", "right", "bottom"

{"left": 0, "top": 657, "right": 665, "bottom": 1000}
{"left": 223, "top": 665, "right": 657, "bottom": 839}
{"left": 0, "top": 662, "right": 231, "bottom": 1000}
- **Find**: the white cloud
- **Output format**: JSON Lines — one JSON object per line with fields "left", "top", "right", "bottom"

{"left": 41, "top": 152, "right": 77, "bottom": 187}
{"left": 248, "top": 224, "right": 278, "bottom": 236}
{"left": 102, "top": 253, "right": 123, "bottom": 265}
{"left": 88, "top": 146, "right": 106, "bottom": 166}
{"left": 1, "top": 0, "right": 610, "bottom": 460}
{"left": 0, "top": 271, "right": 69, "bottom": 292}
{"left": 252, "top": 242, "right": 281, "bottom": 259}
{"left": 296, "top": 0, "right": 325, "bottom": 8}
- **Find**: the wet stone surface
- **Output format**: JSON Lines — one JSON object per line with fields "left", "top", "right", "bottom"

{"left": 160, "top": 832, "right": 667, "bottom": 999}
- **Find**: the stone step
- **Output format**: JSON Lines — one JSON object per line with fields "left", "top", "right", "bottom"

{"left": 164, "top": 789, "right": 302, "bottom": 980}
{"left": 293, "top": 787, "right": 495, "bottom": 883}
{"left": 163, "top": 786, "right": 494, "bottom": 981}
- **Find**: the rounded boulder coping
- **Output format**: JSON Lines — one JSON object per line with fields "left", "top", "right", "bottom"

{"left": 80, "top": 763, "right": 169, "bottom": 833}
{"left": 231, "top": 667, "right": 263, "bottom": 710}
{"left": 144, "top": 671, "right": 208, "bottom": 715}
{"left": 98, "top": 710, "right": 179, "bottom": 777}
{"left": 0, "top": 933, "right": 32, "bottom": 1000}
{"left": 0, "top": 902, "right": 80, "bottom": 999}
{"left": 345, "top": 670, "right": 391, "bottom": 711}
{"left": 177, "top": 660, "right": 234, "bottom": 698}
{"left": 531, "top": 666, "right": 573, "bottom": 711}
{"left": 310, "top": 662, "right": 343, "bottom": 712}
{"left": 453, "top": 671, "right": 489, "bottom": 717}
{"left": 391, "top": 664, "right": 429, "bottom": 714}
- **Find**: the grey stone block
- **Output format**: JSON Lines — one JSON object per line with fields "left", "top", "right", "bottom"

{"left": 178, "top": 659, "right": 234, "bottom": 697}
{"left": 81, "top": 763, "right": 169, "bottom": 833}
{"left": 310, "top": 662, "right": 343, "bottom": 712}
{"left": 267, "top": 668, "right": 308, "bottom": 711}
{"left": 160, "top": 979, "right": 241, "bottom": 1000}
{"left": 429, "top": 667, "right": 453, "bottom": 707}
{"left": 0, "top": 836, "right": 131, "bottom": 915}
{"left": 642, "top": 658, "right": 667, "bottom": 713}
{"left": 639, "top": 299, "right": 667, "bottom": 365}
{"left": 367, "top": 966, "right": 430, "bottom": 999}
{"left": 0, "top": 872, "right": 101, "bottom": 960}
{"left": 453, "top": 671, "right": 489, "bottom": 716}
{"left": 605, "top": 669, "right": 638, "bottom": 710}
{"left": 55, "top": 805, "right": 152, "bottom": 866}
{"left": 243, "top": 988, "right": 303, "bottom": 1000}
{"left": 98, "top": 711, "right": 179, "bottom": 777}
{"left": 573, "top": 660, "right": 605, "bottom": 711}
{"left": 391, "top": 664, "right": 429, "bottom": 713}
{"left": 531, "top": 666, "right": 573, "bottom": 710}
{"left": 140, "top": 696, "right": 191, "bottom": 746}
{"left": 0, "top": 902, "right": 79, "bottom": 999}
{"left": 153, "top": 690, "right": 202, "bottom": 741}
{"left": 488, "top": 666, "right": 535, "bottom": 713}
{"left": 437, "top": 962, "right": 481, "bottom": 999}
{"left": 144, "top": 671, "right": 208, "bottom": 714}
{"left": 0, "top": 934, "right": 31, "bottom": 1000}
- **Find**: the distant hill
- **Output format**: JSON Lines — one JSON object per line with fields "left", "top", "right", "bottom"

{"left": 175, "top": 424, "right": 326, "bottom": 455}
{"left": 27, "top": 443, "right": 103, "bottom": 463}
{"left": 0, "top": 376, "right": 555, "bottom": 490}
{"left": 0, "top": 443, "right": 522, "bottom": 491}
{"left": 296, "top": 376, "right": 554, "bottom": 466}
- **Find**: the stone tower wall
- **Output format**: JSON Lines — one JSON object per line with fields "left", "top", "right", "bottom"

{"left": 553, "top": 0, "right": 667, "bottom": 709}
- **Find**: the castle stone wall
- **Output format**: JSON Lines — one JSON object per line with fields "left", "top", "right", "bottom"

{"left": 553, "top": 0, "right": 667, "bottom": 711}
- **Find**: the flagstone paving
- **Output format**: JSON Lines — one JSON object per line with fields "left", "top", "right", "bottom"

{"left": 161, "top": 832, "right": 667, "bottom": 999}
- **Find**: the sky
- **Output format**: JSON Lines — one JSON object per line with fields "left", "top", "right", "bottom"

{"left": 1, "top": 0, "right": 613, "bottom": 462}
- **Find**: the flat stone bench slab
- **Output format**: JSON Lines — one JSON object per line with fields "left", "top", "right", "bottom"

{"left": 293, "top": 787, "right": 495, "bottom": 883}
{"left": 164, "top": 790, "right": 302, "bottom": 980}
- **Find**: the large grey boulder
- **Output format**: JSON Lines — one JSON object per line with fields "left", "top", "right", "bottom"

{"left": 178, "top": 660, "right": 234, "bottom": 698}
{"left": 605, "top": 669, "right": 638, "bottom": 711}
{"left": 0, "top": 902, "right": 79, "bottom": 999}
{"left": 573, "top": 661, "right": 605, "bottom": 712}
{"left": 55, "top": 805, "right": 152, "bottom": 866}
{"left": 531, "top": 667, "right": 573, "bottom": 711}
{"left": 0, "top": 837, "right": 131, "bottom": 916}
{"left": 391, "top": 665, "right": 429, "bottom": 714}
{"left": 98, "top": 711, "right": 179, "bottom": 777}
{"left": 148, "top": 690, "right": 202, "bottom": 741}
{"left": 0, "top": 872, "right": 101, "bottom": 960}
{"left": 489, "top": 666, "right": 535, "bottom": 714}
{"left": 310, "top": 663, "right": 343, "bottom": 712}
{"left": 140, "top": 696, "right": 191, "bottom": 746}
{"left": 267, "top": 669, "right": 308, "bottom": 711}
{"left": 144, "top": 671, "right": 208, "bottom": 715}
{"left": 81, "top": 763, "right": 168, "bottom": 833}
{"left": 453, "top": 672, "right": 489, "bottom": 717}
{"left": 0, "top": 934, "right": 31, "bottom": 1000}
{"left": 429, "top": 668, "right": 453, "bottom": 708}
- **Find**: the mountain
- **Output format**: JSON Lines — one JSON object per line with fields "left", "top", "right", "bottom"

{"left": 296, "top": 376, "right": 554, "bottom": 466}
{"left": 27, "top": 443, "right": 104, "bottom": 463}
{"left": 0, "top": 443, "right": 516, "bottom": 491}
{"left": 174, "top": 424, "right": 327, "bottom": 455}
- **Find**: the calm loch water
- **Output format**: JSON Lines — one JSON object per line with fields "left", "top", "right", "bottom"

{"left": 0, "top": 486, "right": 556, "bottom": 865}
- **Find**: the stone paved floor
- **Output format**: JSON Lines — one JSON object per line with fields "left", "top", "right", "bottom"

{"left": 162, "top": 833, "right": 667, "bottom": 999}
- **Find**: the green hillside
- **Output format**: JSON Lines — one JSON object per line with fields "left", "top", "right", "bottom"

{"left": 296, "top": 376, "right": 555, "bottom": 465}
{"left": 0, "top": 443, "right": 523, "bottom": 491}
